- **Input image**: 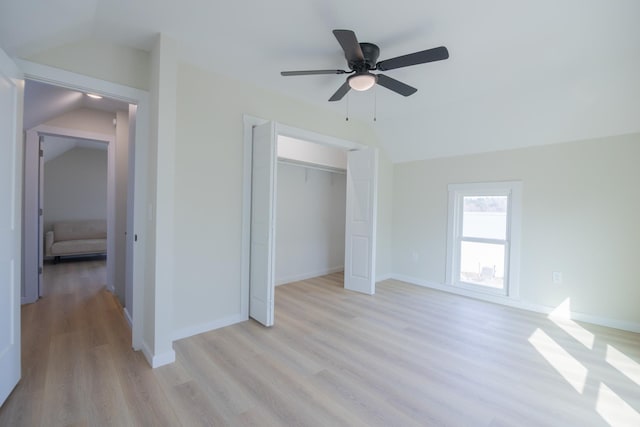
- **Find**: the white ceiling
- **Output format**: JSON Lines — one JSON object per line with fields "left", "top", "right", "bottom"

{"left": 23, "top": 80, "right": 126, "bottom": 163}
{"left": 23, "top": 80, "right": 130, "bottom": 130}
{"left": 42, "top": 135, "right": 107, "bottom": 164}
{"left": 2, "top": 0, "right": 639, "bottom": 162}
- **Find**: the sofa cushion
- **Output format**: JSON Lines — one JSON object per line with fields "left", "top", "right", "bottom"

{"left": 50, "top": 239, "right": 107, "bottom": 256}
{"left": 54, "top": 220, "right": 106, "bottom": 241}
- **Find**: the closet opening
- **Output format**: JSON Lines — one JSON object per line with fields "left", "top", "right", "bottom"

{"left": 275, "top": 136, "right": 348, "bottom": 289}
{"left": 243, "top": 117, "right": 378, "bottom": 327}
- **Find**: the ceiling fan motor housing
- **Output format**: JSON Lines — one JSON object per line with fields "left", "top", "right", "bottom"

{"left": 348, "top": 42, "right": 380, "bottom": 71}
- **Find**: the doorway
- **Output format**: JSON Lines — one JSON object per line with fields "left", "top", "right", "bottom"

{"left": 24, "top": 122, "right": 116, "bottom": 302}
{"left": 17, "top": 61, "right": 150, "bottom": 350}
{"left": 275, "top": 136, "right": 348, "bottom": 286}
{"left": 22, "top": 79, "right": 131, "bottom": 306}
{"left": 242, "top": 116, "right": 379, "bottom": 326}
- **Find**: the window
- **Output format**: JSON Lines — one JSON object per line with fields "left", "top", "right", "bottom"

{"left": 446, "top": 182, "right": 522, "bottom": 297}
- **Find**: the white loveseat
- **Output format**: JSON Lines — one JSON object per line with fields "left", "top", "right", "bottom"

{"left": 45, "top": 220, "right": 107, "bottom": 262}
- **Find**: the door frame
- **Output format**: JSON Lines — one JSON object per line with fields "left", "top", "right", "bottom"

{"left": 18, "top": 59, "right": 149, "bottom": 350}
{"left": 23, "top": 126, "right": 115, "bottom": 302}
{"left": 241, "top": 114, "right": 372, "bottom": 320}
{"left": 0, "top": 46, "right": 23, "bottom": 408}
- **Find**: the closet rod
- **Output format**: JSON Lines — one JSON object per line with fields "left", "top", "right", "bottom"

{"left": 277, "top": 158, "right": 346, "bottom": 175}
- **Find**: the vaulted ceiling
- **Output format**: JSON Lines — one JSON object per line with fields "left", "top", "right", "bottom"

{"left": 2, "top": 0, "right": 639, "bottom": 162}
{"left": 23, "top": 80, "right": 127, "bottom": 162}
{"left": 23, "top": 80, "right": 129, "bottom": 130}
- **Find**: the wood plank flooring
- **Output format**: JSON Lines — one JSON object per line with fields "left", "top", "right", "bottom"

{"left": 1, "top": 260, "right": 639, "bottom": 426}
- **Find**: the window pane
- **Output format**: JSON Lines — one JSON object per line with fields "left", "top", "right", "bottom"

{"left": 462, "top": 196, "right": 507, "bottom": 240}
{"left": 459, "top": 241, "right": 505, "bottom": 289}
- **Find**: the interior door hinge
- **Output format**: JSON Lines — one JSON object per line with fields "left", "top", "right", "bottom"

{"left": 39, "top": 208, "right": 43, "bottom": 216}
{"left": 39, "top": 149, "right": 43, "bottom": 157}
{"left": 38, "top": 267, "right": 42, "bottom": 274}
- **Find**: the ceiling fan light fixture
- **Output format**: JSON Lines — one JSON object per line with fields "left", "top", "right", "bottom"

{"left": 348, "top": 72, "right": 376, "bottom": 91}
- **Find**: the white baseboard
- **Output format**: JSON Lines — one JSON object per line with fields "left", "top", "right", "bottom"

{"left": 276, "top": 266, "right": 344, "bottom": 286}
{"left": 123, "top": 307, "right": 133, "bottom": 328}
{"left": 376, "top": 273, "right": 393, "bottom": 282}
{"left": 172, "top": 313, "right": 245, "bottom": 341}
{"left": 390, "top": 274, "right": 640, "bottom": 334}
{"left": 560, "top": 309, "right": 640, "bottom": 334}
{"left": 141, "top": 341, "right": 176, "bottom": 368}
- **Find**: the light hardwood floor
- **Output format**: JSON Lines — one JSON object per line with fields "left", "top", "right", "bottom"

{"left": 1, "top": 260, "right": 639, "bottom": 426}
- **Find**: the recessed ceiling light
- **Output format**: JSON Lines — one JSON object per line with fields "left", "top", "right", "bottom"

{"left": 86, "top": 93, "right": 103, "bottom": 99}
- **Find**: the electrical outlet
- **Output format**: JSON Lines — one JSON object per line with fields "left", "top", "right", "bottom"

{"left": 552, "top": 272, "right": 563, "bottom": 284}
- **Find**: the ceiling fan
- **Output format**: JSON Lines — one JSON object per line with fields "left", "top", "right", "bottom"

{"left": 281, "top": 29, "right": 449, "bottom": 102}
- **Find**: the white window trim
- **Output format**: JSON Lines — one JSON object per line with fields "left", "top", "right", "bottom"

{"left": 446, "top": 181, "right": 522, "bottom": 299}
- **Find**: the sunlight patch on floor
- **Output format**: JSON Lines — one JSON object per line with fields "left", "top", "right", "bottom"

{"left": 606, "top": 344, "right": 640, "bottom": 387}
{"left": 548, "top": 298, "right": 594, "bottom": 350}
{"left": 596, "top": 382, "right": 640, "bottom": 426}
{"left": 528, "top": 328, "right": 588, "bottom": 393}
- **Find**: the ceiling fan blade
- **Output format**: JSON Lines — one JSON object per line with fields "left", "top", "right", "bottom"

{"left": 376, "top": 74, "right": 417, "bottom": 97}
{"left": 333, "top": 29, "right": 364, "bottom": 63}
{"left": 376, "top": 46, "right": 449, "bottom": 71}
{"left": 328, "top": 81, "right": 351, "bottom": 102}
{"left": 281, "top": 69, "right": 347, "bottom": 76}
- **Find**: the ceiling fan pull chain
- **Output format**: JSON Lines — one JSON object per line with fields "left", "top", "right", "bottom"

{"left": 374, "top": 87, "right": 377, "bottom": 122}
{"left": 346, "top": 93, "right": 349, "bottom": 121}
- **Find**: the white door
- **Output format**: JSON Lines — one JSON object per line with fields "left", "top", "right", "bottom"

{"left": 0, "top": 49, "right": 23, "bottom": 406}
{"left": 344, "top": 148, "right": 378, "bottom": 295}
{"left": 249, "top": 122, "right": 277, "bottom": 326}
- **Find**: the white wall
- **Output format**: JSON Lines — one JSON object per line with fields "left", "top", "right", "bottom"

{"left": 43, "top": 147, "right": 107, "bottom": 230}
{"left": 41, "top": 136, "right": 76, "bottom": 162}
{"left": 376, "top": 149, "right": 394, "bottom": 280}
{"left": 26, "top": 38, "right": 151, "bottom": 91}
{"left": 275, "top": 162, "right": 346, "bottom": 285}
{"left": 392, "top": 133, "right": 640, "bottom": 328}
{"left": 144, "top": 34, "right": 178, "bottom": 363}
